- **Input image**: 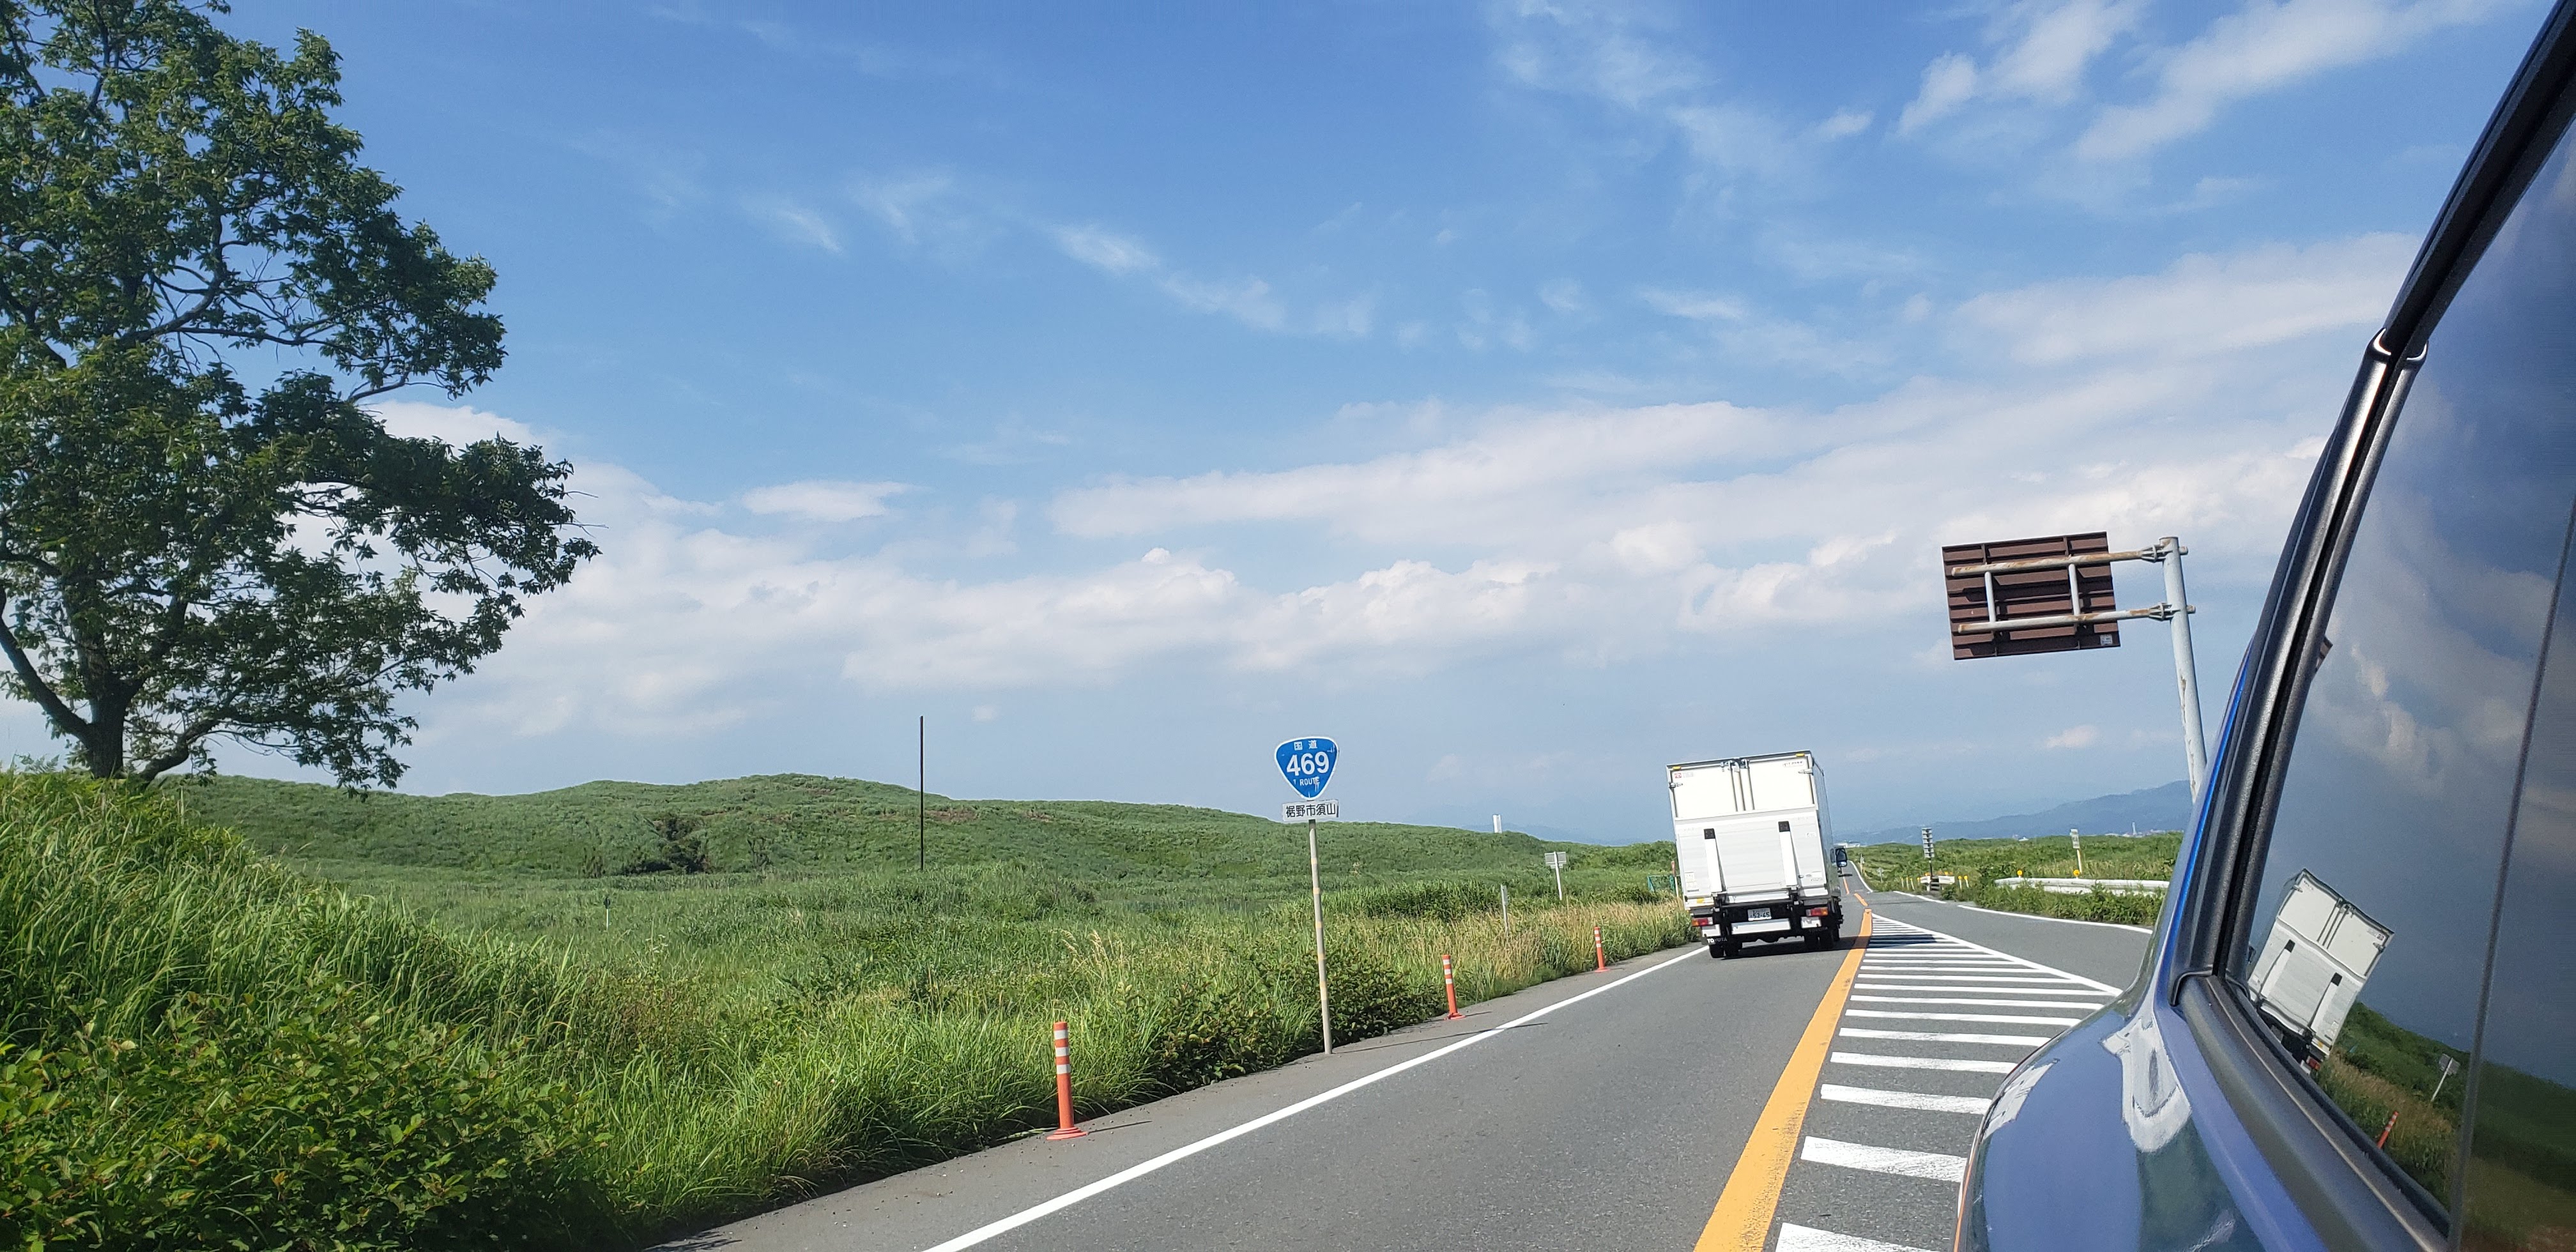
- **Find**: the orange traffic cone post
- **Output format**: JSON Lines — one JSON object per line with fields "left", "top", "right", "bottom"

{"left": 1048, "top": 1021, "right": 1087, "bottom": 1140}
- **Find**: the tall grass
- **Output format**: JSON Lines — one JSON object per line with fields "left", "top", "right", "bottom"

{"left": 0, "top": 774, "right": 1689, "bottom": 1248}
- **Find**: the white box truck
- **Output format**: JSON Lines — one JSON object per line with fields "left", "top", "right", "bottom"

{"left": 1670, "top": 751, "right": 1846, "bottom": 957}
{"left": 2248, "top": 870, "right": 2391, "bottom": 1063}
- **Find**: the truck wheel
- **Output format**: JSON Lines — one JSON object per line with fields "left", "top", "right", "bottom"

{"left": 1707, "top": 939, "right": 1726, "bottom": 958}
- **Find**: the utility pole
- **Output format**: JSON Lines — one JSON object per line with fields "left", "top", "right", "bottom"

{"left": 917, "top": 715, "right": 926, "bottom": 871}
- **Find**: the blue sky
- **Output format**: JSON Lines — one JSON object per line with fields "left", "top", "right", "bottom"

{"left": 5, "top": 0, "right": 2550, "bottom": 838}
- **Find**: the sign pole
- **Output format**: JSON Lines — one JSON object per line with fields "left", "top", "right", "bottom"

{"left": 1308, "top": 816, "right": 1331, "bottom": 1054}
{"left": 2152, "top": 537, "right": 2210, "bottom": 804}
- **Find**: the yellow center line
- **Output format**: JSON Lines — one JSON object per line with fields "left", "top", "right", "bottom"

{"left": 1692, "top": 908, "right": 1874, "bottom": 1252}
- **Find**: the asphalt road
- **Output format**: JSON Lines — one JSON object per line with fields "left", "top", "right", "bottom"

{"left": 1761, "top": 880, "right": 2149, "bottom": 1251}
{"left": 661, "top": 880, "right": 2150, "bottom": 1252}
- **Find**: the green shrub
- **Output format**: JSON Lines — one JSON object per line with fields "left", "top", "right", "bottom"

{"left": 1961, "top": 883, "right": 2162, "bottom": 926}
{"left": 0, "top": 986, "right": 592, "bottom": 1251}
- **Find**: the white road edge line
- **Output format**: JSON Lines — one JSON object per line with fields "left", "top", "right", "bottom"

{"left": 1800, "top": 1136, "right": 1968, "bottom": 1182}
{"left": 1818, "top": 1084, "right": 1991, "bottom": 1115}
{"left": 916, "top": 946, "right": 1705, "bottom": 1252}
{"left": 1955, "top": 903, "right": 2152, "bottom": 934}
{"left": 1777, "top": 1220, "right": 1941, "bottom": 1252}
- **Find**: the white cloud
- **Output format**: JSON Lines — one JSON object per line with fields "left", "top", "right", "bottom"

{"left": 1953, "top": 233, "right": 2412, "bottom": 365}
{"left": 2079, "top": 0, "right": 2501, "bottom": 160}
{"left": 2046, "top": 724, "right": 2103, "bottom": 749}
{"left": 743, "top": 197, "right": 843, "bottom": 254}
{"left": 741, "top": 480, "right": 912, "bottom": 523}
{"left": 1051, "top": 222, "right": 1349, "bottom": 335}
{"left": 1490, "top": 2, "right": 1843, "bottom": 193}
{"left": 1640, "top": 287, "right": 1892, "bottom": 376}
{"left": 1157, "top": 273, "right": 1285, "bottom": 332}
{"left": 371, "top": 399, "right": 541, "bottom": 448}
{"left": 1901, "top": 0, "right": 2144, "bottom": 134}
{"left": 1814, "top": 109, "right": 1874, "bottom": 140}
{"left": 1054, "top": 224, "right": 1161, "bottom": 275}
{"left": 1902, "top": 54, "right": 1984, "bottom": 134}
{"left": 381, "top": 232, "right": 2402, "bottom": 749}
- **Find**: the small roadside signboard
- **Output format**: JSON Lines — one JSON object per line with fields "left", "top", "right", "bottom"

{"left": 1943, "top": 531, "right": 2120, "bottom": 659}
{"left": 1284, "top": 799, "right": 1339, "bottom": 821}
{"left": 1276, "top": 737, "right": 1337, "bottom": 798}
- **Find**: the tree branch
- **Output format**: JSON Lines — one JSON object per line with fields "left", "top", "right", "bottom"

{"left": 130, "top": 713, "right": 224, "bottom": 784}
{"left": 0, "top": 590, "right": 89, "bottom": 737}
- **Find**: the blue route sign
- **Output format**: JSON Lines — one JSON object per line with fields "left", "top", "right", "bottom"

{"left": 1276, "top": 738, "right": 1337, "bottom": 798}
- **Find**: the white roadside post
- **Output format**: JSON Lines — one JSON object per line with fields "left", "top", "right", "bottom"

{"left": 1308, "top": 812, "right": 1330, "bottom": 1054}
{"left": 1544, "top": 850, "right": 1567, "bottom": 901}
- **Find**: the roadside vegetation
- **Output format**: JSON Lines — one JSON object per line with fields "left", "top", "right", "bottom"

{"left": 1850, "top": 830, "right": 2181, "bottom": 926}
{"left": 1, "top": 772, "right": 1686, "bottom": 1249}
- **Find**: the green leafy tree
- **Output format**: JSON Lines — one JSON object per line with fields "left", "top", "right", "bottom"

{"left": 0, "top": 1, "right": 594, "bottom": 785}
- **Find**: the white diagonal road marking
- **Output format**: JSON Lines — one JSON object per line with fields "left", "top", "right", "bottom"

{"left": 1800, "top": 1136, "right": 1968, "bottom": 1182}
{"left": 1844, "top": 1008, "right": 2086, "bottom": 1026}
{"left": 1775, "top": 1221, "right": 1940, "bottom": 1251}
{"left": 1818, "top": 1083, "right": 1991, "bottom": 1115}
{"left": 1828, "top": 1051, "right": 2019, "bottom": 1074}
{"left": 1839, "top": 1027, "right": 2050, "bottom": 1046}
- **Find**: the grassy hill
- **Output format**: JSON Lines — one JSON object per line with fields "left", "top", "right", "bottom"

{"left": 4, "top": 771, "right": 1689, "bottom": 1248}
{"left": 172, "top": 772, "right": 1671, "bottom": 896}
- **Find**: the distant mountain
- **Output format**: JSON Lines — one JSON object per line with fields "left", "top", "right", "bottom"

{"left": 1846, "top": 781, "right": 2191, "bottom": 845}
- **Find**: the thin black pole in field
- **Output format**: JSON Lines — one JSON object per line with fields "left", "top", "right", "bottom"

{"left": 917, "top": 715, "right": 926, "bottom": 871}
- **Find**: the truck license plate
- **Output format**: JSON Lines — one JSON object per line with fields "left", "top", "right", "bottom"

{"left": 1745, "top": 908, "right": 1772, "bottom": 921}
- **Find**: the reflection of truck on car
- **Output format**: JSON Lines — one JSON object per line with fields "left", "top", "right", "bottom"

{"left": 2248, "top": 870, "right": 2391, "bottom": 1065}
{"left": 1669, "top": 751, "right": 1846, "bottom": 957}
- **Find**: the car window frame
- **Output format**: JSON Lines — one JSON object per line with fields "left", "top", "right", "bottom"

{"left": 2158, "top": 3, "right": 2576, "bottom": 1248}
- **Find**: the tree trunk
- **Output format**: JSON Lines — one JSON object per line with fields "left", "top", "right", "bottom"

{"left": 78, "top": 715, "right": 123, "bottom": 778}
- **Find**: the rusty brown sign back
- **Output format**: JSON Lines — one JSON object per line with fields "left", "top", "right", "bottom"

{"left": 1943, "top": 532, "right": 2122, "bottom": 659}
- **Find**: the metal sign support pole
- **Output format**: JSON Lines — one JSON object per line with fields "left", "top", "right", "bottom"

{"left": 2150, "top": 537, "right": 2210, "bottom": 804}
{"left": 1308, "top": 816, "right": 1331, "bottom": 1055}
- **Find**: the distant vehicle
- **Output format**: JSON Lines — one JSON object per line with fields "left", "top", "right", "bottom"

{"left": 2247, "top": 871, "right": 2390, "bottom": 1065}
{"left": 1667, "top": 751, "right": 1844, "bottom": 956}
{"left": 1959, "top": 5, "right": 2576, "bottom": 1247}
